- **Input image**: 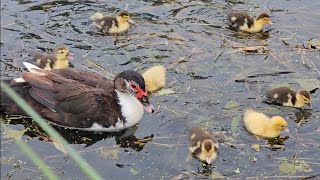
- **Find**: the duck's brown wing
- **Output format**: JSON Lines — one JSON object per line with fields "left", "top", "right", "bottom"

{"left": 51, "top": 68, "right": 114, "bottom": 90}
{"left": 21, "top": 69, "right": 122, "bottom": 128}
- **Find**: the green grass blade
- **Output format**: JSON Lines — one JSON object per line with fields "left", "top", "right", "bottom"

{"left": 1, "top": 81, "right": 103, "bottom": 180}
{"left": 0, "top": 121, "right": 59, "bottom": 180}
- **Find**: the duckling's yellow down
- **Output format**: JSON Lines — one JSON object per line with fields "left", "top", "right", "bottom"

{"left": 244, "top": 109, "right": 288, "bottom": 139}
{"left": 142, "top": 65, "right": 166, "bottom": 92}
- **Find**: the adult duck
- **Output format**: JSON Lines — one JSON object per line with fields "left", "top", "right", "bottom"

{"left": 1, "top": 63, "right": 154, "bottom": 132}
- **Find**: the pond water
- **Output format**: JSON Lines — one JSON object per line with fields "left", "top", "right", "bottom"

{"left": 1, "top": 0, "right": 320, "bottom": 179}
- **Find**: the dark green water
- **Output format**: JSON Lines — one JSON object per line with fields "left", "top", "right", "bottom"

{"left": 1, "top": 0, "right": 319, "bottom": 179}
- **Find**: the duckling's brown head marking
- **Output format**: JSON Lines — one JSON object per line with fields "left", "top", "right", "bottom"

{"left": 299, "top": 90, "right": 311, "bottom": 105}
{"left": 117, "top": 10, "right": 134, "bottom": 24}
{"left": 201, "top": 139, "right": 217, "bottom": 164}
{"left": 256, "top": 13, "right": 272, "bottom": 25}
{"left": 55, "top": 46, "right": 73, "bottom": 61}
{"left": 271, "top": 116, "right": 287, "bottom": 131}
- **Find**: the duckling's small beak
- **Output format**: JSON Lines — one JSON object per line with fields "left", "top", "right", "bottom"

{"left": 307, "top": 103, "right": 312, "bottom": 108}
{"left": 67, "top": 52, "right": 74, "bottom": 60}
{"left": 284, "top": 127, "right": 289, "bottom": 132}
{"left": 128, "top": 18, "right": 135, "bottom": 24}
{"left": 268, "top": 21, "right": 273, "bottom": 25}
{"left": 206, "top": 157, "right": 212, "bottom": 164}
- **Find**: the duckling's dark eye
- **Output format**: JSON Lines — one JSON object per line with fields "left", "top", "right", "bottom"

{"left": 281, "top": 125, "right": 284, "bottom": 127}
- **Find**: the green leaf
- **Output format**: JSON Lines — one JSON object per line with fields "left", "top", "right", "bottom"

{"left": 231, "top": 116, "right": 241, "bottom": 137}
{"left": 3, "top": 128, "right": 27, "bottom": 141}
{"left": 279, "top": 162, "right": 296, "bottom": 174}
{"left": 234, "top": 168, "right": 240, "bottom": 174}
{"left": 210, "top": 170, "right": 224, "bottom": 179}
{"left": 251, "top": 144, "right": 261, "bottom": 152}
{"left": 293, "top": 78, "right": 320, "bottom": 91}
{"left": 99, "top": 147, "right": 120, "bottom": 160}
{"left": 156, "top": 89, "right": 175, "bottom": 96}
{"left": 223, "top": 101, "right": 239, "bottom": 110}
{"left": 130, "top": 168, "right": 139, "bottom": 176}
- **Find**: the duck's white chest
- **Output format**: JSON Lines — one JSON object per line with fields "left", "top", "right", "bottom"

{"left": 116, "top": 90, "right": 144, "bottom": 126}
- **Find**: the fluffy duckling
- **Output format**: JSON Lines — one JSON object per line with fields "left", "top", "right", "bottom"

{"left": 228, "top": 12, "right": 272, "bottom": 33}
{"left": 244, "top": 109, "right": 289, "bottom": 139}
{"left": 91, "top": 10, "right": 134, "bottom": 34}
{"left": 265, "top": 87, "right": 311, "bottom": 108}
{"left": 29, "top": 46, "right": 74, "bottom": 70}
{"left": 188, "top": 127, "right": 219, "bottom": 164}
{"left": 142, "top": 65, "right": 166, "bottom": 92}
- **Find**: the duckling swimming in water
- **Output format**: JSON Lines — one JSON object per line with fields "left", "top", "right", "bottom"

{"left": 228, "top": 12, "right": 272, "bottom": 33}
{"left": 142, "top": 65, "right": 166, "bottom": 93}
{"left": 29, "top": 46, "right": 74, "bottom": 70}
{"left": 91, "top": 10, "right": 134, "bottom": 35}
{"left": 244, "top": 109, "right": 289, "bottom": 139}
{"left": 188, "top": 127, "right": 219, "bottom": 164}
{"left": 265, "top": 87, "right": 311, "bottom": 109}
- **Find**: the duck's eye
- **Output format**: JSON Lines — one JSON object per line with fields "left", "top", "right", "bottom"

{"left": 131, "top": 84, "right": 136, "bottom": 89}
{"left": 281, "top": 125, "right": 284, "bottom": 127}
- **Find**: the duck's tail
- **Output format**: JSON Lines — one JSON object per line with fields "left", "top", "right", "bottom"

{"left": 90, "top": 12, "right": 104, "bottom": 20}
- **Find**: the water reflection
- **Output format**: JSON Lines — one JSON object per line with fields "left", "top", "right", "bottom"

{"left": 1, "top": 114, "right": 154, "bottom": 151}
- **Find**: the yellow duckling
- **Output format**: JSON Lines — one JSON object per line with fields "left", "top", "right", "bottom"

{"left": 228, "top": 12, "right": 272, "bottom": 33}
{"left": 91, "top": 10, "right": 134, "bottom": 34}
{"left": 142, "top": 65, "right": 166, "bottom": 93}
{"left": 188, "top": 127, "right": 219, "bottom": 164}
{"left": 265, "top": 87, "right": 311, "bottom": 108}
{"left": 244, "top": 109, "right": 289, "bottom": 139}
{"left": 30, "top": 46, "right": 74, "bottom": 70}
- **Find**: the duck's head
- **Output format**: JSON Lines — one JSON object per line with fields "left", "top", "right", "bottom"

{"left": 271, "top": 116, "right": 289, "bottom": 132}
{"left": 116, "top": 10, "right": 134, "bottom": 24}
{"left": 200, "top": 139, "right": 218, "bottom": 164}
{"left": 298, "top": 90, "right": 311, "bottom": 107}
{"left": 55, "top": 47, "right": 74, "bottom": 61}
{"left": 115, "top": 70, "right": 154, "bottom": 113}
{"left": 256, "top": 13, "right": 272, "bottom": 26}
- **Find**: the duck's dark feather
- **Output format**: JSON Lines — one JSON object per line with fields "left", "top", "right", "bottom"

{"left": 95, "top": 16, "right": 118, "bottom": 33}
{"left": 227, "top": 12, "right": 254, "bottom": 29}
{"left": 266, "top": 87, "right": 296, "bottom": 105}
{"left": 0, "top": 68, "right": 124, "bottom": 129}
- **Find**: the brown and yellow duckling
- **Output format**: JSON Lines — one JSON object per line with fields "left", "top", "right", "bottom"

{"left": 91, "top": 10, "right": 134, "bottom": 34}
{"left": 244, "top": 109, "right": 289, "bottom": 139}
{"left": 188, "top": 127, "right": 219, "bottom": 164}
{"left": 29, "top": 46, "right": 74, "bottom": 70}
{"left": 265, "top": 87, "right": 311, "bottom": 109}
{"left": 228, "top": 12, "right": 272, "bottom": 33}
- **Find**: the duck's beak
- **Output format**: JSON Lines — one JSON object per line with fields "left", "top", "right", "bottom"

{"left": 268, "top": 21, "right": 273, "bottom": 25}
{"left": 307, "top": 103, "right": 312, "bottom": 108}
{"left": 67, "top": 52, "right": 74, "bottom": 60}
{"left": 139, "top": 96, "right": 155, "bottom": 113}
{"left": 128, "top": 18, "right": 135, "bottom": 24}
{"left": 206, "top": 157, "right": 212, "bottom": 164}
{"left": 284, "top": 127, "right": 289, "bottom": 132}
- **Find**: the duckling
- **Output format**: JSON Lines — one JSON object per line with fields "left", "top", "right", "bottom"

{"left": 228, "top": 12, "right": 272, "bottom": 33}
{"left": 244, "top": 109, "right": 289, "bottom": 139}
{"left": 188, "top": 127, "right": 219, "bottom": 164}
{"left": 265, "top": 87, "right": 311, "bottom": 108}
{"left": 29, "top": 46, "right": 74, "bottom": 70}
{"left": 142, "top": 65, "right": 166, "bottom": 93}
{"left": 91, "top": 10, "right": 134, "bottom": 35}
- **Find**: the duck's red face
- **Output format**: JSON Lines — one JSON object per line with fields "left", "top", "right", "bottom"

{"left": 129, "top": 81, "right": 147, "bottom": 99}
{"left": 128, "top": 81, "right": 154, "bottom": 113}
